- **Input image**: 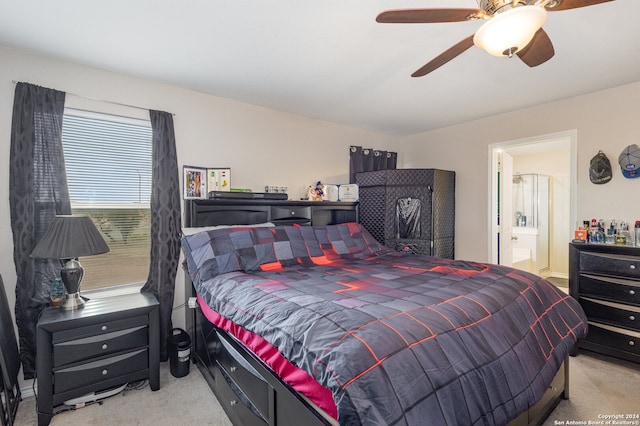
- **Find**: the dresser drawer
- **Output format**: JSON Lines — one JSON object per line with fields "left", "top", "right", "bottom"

{"left": 580, "top": 251, "right": 640, "bottom": 279}
{"left": 584, "top": 322, "right": 640, "bottom": 356}
{"left": 54, "top": 348, "right": 148, "bottom": 394}
{"left": 579, "top": 274, "right": 640, "bottom": 306}
{"left": 52, "top": 315, "right": 149, "bottom": 343}
{"left": 580, "top": 297, "right": 640, "bottom": 331}
{"left": 216, "top": 332, "right": 270, "bottom": 420}
{"left": 53, "top": 325, "right": 148, "bottom": 367}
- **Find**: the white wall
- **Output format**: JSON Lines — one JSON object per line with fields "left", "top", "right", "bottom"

{"left": 0, "top": 46, "right": 397, "bottom": 389}
{"left": 399, "top": 81, "right": 640, "bottom": 262}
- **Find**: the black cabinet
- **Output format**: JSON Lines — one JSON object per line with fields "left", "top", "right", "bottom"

{"left": 569, "top": 243, "right": 640, "bottom": 363}
{"left": 356, "top": 169, "right": 455, "bottom": 258}
{"left": 36, "top": 292, "right": 160, "bottom": 425}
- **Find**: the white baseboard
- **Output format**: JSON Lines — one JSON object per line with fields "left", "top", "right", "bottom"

{"left": 21, "top": 381, "right": 35, "bottom": 398}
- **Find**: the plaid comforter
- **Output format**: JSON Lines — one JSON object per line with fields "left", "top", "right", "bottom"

{"left": 183, "top": 223, "right": 587, "bottom": 425}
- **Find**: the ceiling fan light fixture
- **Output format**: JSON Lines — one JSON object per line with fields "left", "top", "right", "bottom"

{"left": 473, "top": 5, "right": 547, "bottom": 57}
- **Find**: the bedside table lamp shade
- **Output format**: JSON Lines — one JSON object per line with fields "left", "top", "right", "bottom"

{"left": 31, "top": 215, "right": 110, "bottom": 310}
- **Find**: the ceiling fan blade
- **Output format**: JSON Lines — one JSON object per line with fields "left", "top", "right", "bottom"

{"left": 517, "top": 28, "right": 555, "bottom": 67}
{"left": 545, "top": 0, "right": 614, "bottom": 12}
{"left": 376, "top": 8, "right": 484, "bottom": 24}
{"left": 412, "top": 35, "right": 475, "bottom": 77}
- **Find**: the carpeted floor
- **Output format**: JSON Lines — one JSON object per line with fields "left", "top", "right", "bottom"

{"left": 14, "top": 362, "right": 232, "bottom": 426}
{"left": 13, "top": 350, "right": 639, "bottom": 425}
{"left": 545, "top": 276, "right": 569, "bottom": 288}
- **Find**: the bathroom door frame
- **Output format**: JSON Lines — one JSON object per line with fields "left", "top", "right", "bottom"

{"left": 488, "top": 130, "right": 578, "bottom": 268}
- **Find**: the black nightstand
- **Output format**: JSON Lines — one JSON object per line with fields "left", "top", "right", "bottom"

{"left": 36, "top": 292, "right": 160, "bottom": 426}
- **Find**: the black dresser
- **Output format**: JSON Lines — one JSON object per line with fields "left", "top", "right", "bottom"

{"left": 569, "top": 242, "right": 640, "bottom": 363}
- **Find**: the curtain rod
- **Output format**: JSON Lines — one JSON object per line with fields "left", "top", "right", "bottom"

{"left": 11, "top": 80, "right": 175, "bottom": 116}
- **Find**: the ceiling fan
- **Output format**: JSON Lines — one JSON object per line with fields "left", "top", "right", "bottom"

{"left": 376, "top": 0, "right": 614, "bottom": 77}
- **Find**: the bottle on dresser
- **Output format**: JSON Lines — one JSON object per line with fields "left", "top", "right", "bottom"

{"left": 635, "top": 221, "right": 640, "bottom": 247}
{"left": 605, "top": 219, "right": 617, "bottom": 244}
{"left": 618, "top": 220, "right": 632, "bottom": 245}
{"left": 589, "top": 218, "right": 605, "bottom": 243}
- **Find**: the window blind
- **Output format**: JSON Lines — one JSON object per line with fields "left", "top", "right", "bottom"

{"left": 62, "top": 108, "right": 152, "bottom": 290}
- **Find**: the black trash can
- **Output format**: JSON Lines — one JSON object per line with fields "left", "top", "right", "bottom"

{"left": 168, "top": 328, "right": 191, "bottom": 378}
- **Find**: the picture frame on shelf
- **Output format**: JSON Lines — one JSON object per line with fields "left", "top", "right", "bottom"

{"left": 207, "top": 168, "right": 231, "bottom": 192}
{"left": 183, "top": 166, "right": 207, "bottom": 199}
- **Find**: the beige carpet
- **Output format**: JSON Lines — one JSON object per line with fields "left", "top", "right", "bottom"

{"left": 545, "top": 277, "right": 569, "bottom": 288}
{"left": 14, "top": 363, "right": 232, "bottom": 426}
{"left": 14, "top": 351, "right": 639, "bottom": 425}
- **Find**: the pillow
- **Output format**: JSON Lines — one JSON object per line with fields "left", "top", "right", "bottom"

{"left": 182, "top": 226, "right": 285, "bottom": 283}
{"left": 316, "top": 222, "right": 384, "bottom": 258}
{"left": 181, "top": 222, "right": 384, "bottom": 283}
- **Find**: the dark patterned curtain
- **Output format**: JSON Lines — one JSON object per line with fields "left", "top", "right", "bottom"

{"left": 349, "top": 146, "right": 397, "bottom": 183}
{"left": 9, "top": 83, "right": 70, "bottom": 379}
{"left": 141, "top": 110, "right": 181, "bottom": 361}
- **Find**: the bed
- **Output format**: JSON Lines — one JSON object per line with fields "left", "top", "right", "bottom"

{"left": 181, "top": 200, "right": 587, "bottom": 426}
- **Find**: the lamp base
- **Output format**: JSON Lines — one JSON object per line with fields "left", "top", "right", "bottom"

{"left": 60, "top": 292, "right": 85, "bottom": 310}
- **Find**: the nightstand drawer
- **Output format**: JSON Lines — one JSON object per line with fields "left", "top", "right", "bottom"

{"left": 52, "top": 315, "right": 149, "bottom": 343}
{"left": 580, "top": 251, "right": 640, "bottom": 279}
{"left": 53, "top": 325, "right": 148, "bottom": 367}
{"left": 580, "top": 298, "right": 640, "bottom": 331}
{"left": 579, "top": 274, "right": 640, "bottom": 306}
{"left": 585, "top": 322, "right": 640, "bottom": 356}
{"left": 54, "top": 348, "right": 148, "bottom": 394}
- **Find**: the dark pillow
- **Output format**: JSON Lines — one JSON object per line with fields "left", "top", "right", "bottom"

{"left": 318, "top": 222, "right": 384, "bottom": 258}
{"left": 181, "top": 222, "right": 384, "bottom": 283}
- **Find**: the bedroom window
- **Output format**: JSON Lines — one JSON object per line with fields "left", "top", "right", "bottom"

{"left": 61, "top": 108, "right": 152, "bottom": 291}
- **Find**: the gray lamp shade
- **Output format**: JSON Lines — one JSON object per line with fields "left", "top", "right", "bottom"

{"left": 31, "top": 215, "right": 110, "bottom": 259}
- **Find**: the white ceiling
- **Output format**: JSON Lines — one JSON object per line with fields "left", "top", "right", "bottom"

{"left": 1, "top": 0, "right": 639, "bottom": 136}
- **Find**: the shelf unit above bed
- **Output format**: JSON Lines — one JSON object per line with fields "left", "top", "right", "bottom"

{"left": 184, "top": 199, "right": 358, "bottom": 228}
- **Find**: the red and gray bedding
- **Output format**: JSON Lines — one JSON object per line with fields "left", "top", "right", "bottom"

{"left": 182, "top": 222, "right": 588, "bottom": 426}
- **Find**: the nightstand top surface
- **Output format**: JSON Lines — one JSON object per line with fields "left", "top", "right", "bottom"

{"left": 38, "top": 292, "right": 158, "bottom": 327}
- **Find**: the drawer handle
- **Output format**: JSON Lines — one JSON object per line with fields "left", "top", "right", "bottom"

{"left": 629, "top": 341, "right": 635, "bottom": 346}
{"left": 630, "top": 290, "right": 636, "bottom": 295}
{"left": 631, "top": 315, "right": 636, "bottom": 321}
{"left": 290, "top": 211, "right": 295, "bottom": 215}
{"left": 229, "top": 365, "right": 238, "bottom": 373}
{"left": 101, "top": 325, "right": 108, "bottom": 331}
{"left": 102, "top": 344, "right": 108, "bottom": 350}
{"left": 631, "top": 265, "right": 637, "bottom": 270}
{"left": 102, "top": 369, "right": 108, "bottom": 376}
{"left": 230, "top": 400, "right": 238, "bottom": 407}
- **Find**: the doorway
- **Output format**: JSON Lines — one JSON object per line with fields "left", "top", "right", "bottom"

{"left": 489, "top": 130, "right": 577, "bottom": 280}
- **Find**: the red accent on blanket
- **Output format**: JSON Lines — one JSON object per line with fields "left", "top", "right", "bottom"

{"left": 196, "top": 294, "right": 338, "bottom": 419}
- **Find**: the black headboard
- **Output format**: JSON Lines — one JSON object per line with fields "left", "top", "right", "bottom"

{"left": 184, "top": 199, "right": 358, "bottom": 228}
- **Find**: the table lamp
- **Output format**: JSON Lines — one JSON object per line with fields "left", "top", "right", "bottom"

{"left": 31, "top": 215, "right": 110, "bottom": 310}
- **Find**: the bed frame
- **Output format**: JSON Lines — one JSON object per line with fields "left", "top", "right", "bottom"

{"left": 183, "top": 198, "right": 569, "bottom": 426}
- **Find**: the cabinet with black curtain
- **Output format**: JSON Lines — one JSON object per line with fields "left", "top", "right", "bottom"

{"left": 356, "top": 169, "right": 455, "bottom": 259}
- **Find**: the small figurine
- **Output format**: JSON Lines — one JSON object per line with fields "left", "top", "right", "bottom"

{"left": 307, "top": 181, "right": 325, "bottom": 201}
